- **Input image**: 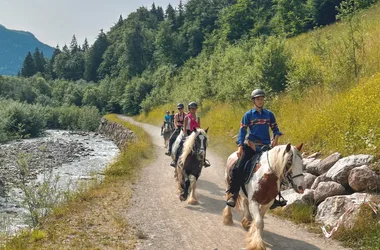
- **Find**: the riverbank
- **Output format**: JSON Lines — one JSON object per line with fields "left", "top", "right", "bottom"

{"left": 2, "top": 115, "right": 152, "bottom": 250}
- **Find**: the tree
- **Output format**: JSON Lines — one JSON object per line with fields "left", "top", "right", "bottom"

{"left": 82, "top": 38, "right": 89, "bottom": 52}
{"left": 21, "top": 52, "right": 36, "bottom": 77}
{"left": 70, "top": 35, "right": 79, "bottom": 54}
{"left": 309, "top": 0, "right": 342, "bottom": 26}
{"left": 177, "top": 0, "right": 185, "bottom": 28}
{"left": 165, "top": 4, "right": 176, "bottom": 27}
{"left": 33, "top": 48, "right": 46, "bottom": 73}
{"left": 84, "top": 30, "right": 109, "bottom": 82}
{"left": 117, "top": 15, "right": 123, "bottom": 26}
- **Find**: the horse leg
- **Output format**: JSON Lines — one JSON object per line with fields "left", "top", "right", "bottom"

{"left": 258, "top": 202, "right": 273, "bottom": 232}
{"left": 176, "top": 166, "right": 183, "bottom": 194}
{"left": 246, "top": 201, "right": 265, "bottom": 250}
{"left": 241, "top": 197, "right": 253, "bottom": 231}
{"left": 222, "top": 205, "right": 233, "bottom": 226}
{"left": 187, "top": 175, "right": 198, "bottom": 205}
{"left": 179, "top": 170, "right": 190, "bottom": 201}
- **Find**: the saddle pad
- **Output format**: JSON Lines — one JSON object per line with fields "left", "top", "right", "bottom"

{"left": 243, "top": 152, "right": 262, "bottom": 184}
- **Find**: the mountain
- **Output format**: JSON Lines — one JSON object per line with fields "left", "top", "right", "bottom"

{"left": 0, "top": 24, "right": 54, "bottom": 76}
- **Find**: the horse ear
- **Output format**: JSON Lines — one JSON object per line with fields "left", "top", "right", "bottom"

{"left": 286, "top": 143, "right": 291, "bottom": 152}
{"left": 296, "top": 143, "right": 304, "bottom": 151}
{"left": 205, "top": 127, "right": 209, "bottom": 133}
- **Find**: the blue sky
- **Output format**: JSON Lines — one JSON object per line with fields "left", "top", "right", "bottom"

{"left": 0, "top": 0, "right": 179, "bottom": 47}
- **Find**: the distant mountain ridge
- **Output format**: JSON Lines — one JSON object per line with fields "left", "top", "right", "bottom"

{"left": 0, "top": 24, "right": 54, "bottom": 76}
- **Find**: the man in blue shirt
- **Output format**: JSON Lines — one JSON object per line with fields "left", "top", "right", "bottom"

{"left": 227, "top": 89, "right": 282, "bottom": 207}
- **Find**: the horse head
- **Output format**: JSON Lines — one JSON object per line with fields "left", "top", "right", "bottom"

{"left": 281, "top": 143, "right": 305, "bottom": 194}
{"left": 192, "top": 128, "right": 208, "bottom": 161}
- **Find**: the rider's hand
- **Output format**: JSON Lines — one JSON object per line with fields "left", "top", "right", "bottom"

{"left": 237, "top": 146, "right": 243, "bottom": 158}
{"left": 271, "top": 136, "right": 279, "bottom": 147}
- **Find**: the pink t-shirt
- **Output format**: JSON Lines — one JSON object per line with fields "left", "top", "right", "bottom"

{"left": 185, "top": 113, "right": 199, "bottom": 131}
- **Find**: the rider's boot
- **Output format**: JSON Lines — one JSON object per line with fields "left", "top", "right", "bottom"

{"left": 226, "top": 162, "right": 242, "bottom": 207}
{"left": 170, "top": 148, "right": 180, "bottom": 167}
{"left": 270, "top": 192, "right": 288, "bottom": 210}
{"left": 203, "top": 159, "right": 211, "bottom": 168}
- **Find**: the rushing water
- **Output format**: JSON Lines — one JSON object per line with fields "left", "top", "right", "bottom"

{"left": 0, "top": 130, "right": 119, "bottom": 236}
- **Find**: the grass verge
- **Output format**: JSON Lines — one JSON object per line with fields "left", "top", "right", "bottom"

{"left": 2, "top": 114, "right": 153, "bottom": 250}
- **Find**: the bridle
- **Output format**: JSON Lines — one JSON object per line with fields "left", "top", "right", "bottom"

{"left": 193, "top": 133, "right": 207, "bottom": 161}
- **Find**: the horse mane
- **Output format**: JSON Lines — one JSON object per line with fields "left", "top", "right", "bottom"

{"left": 179, "top": 129, "right": 208, "bottom": 164}
{"left": 268, "top": 145, "right": 298, "bottom": 179}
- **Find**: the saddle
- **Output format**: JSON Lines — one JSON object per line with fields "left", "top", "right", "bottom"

{"left": 243, "top": 152, "right": 262, "bottom": 185}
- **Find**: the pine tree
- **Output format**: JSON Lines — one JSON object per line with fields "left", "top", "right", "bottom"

{"left": 156, "top": 6, "right": 165, "bottom": 22}
{"left": 177, "top": 0, "right": 185, "bottom": 28}
{"left": 82, "top": 38, "right": 90, "bottom": 52}
{"left": 48, "top": 45, "right": 61, "bottom": 79}
{"left": 21, "top": 52, "right": 36, "bottom": 77}
{"left": 33, "top": 48, "right": 45, "bottom": 73}
{"left": 117, "top": 15, "right": 123, "bottom": 26}
{"left": 70, "top": 35, "right": 79, "bottom": 54}
{"left": 84, "top": 30, "right": 108, "bottom": 82}
{"left": 165, "top": 4, "right": 176, "bottom": 26}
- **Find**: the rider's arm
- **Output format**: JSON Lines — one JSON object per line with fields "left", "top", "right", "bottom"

{"left": 269, "top": 111, "right": 282, "bottom": 147}
{"left": 174, "top": 114, "right": 178, "bottom": 129}
{"left": 183, "top": 116, "right": 188, "bottom": 134}
{"left": 236, "top": 112, "right": 250, "bottom": 147}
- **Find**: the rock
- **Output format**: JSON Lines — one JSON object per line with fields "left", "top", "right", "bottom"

{"left": 348, "top": 165, "right": 380, "bottom": 192}
{"left": 307, "top": 152, "right": 320, "bottom": 159}
{"left": 306, "top": 159, "right": 322, "bottom": 175}
{"left": 326, "top": 155, "right": 375, "bottom": 187}
{"left": 314, "top": 181, "right": 346, "bottom": 204}
{"left": 281, "top": 189, "right": 303, "bottom": 206}
{"left": 316, "top": 193, "right": 372, "bottom": 228}
{"left": 318, "top": 152, "right": 341, "bottom": 175}
{"left": 301, "top": 189, "right": 315, "bottom": 204}
{"left": 303, "top": 158, "right": 315, "bottom": 168}
{"left": 281, "top": 189, "right": 314, "bottom": 206}
{"left": 304, "top": 173, "right": 317, "bottom": 189}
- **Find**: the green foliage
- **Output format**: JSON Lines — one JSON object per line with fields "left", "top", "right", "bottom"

{"left": 272, "top": 203, "right": 315, "bottom": 224}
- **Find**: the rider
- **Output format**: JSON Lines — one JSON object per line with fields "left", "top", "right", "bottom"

{"left": 161, "top": 110, "right": 171, "bottom": 136}
{"left": 226, "top": 89, "right": 282, "bottom": 208}
{"left": 170, "top": 102, "right": 210, "bottom": 168}
{"left": 165, "top": 103, "right": 186, "bottom": 157}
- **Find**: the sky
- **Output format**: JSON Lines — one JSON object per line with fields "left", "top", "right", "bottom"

{"left": 0, "top": 0, "right": 179, "bottom": 47}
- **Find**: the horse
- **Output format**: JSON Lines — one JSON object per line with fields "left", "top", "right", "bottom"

{"left": 163, "top": 122, "right": 173, "bottom": 148}
{"left": 176, "top": 128, "right": 208, "bottom": 205}
{"left": 222, "top": 143, "right": 305, "bottom": 250}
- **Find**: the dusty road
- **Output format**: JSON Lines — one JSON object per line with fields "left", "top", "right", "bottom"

{"left": 120, "top": 116, "right": 348, "bottom": 250}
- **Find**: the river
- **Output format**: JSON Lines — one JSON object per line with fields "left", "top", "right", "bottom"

{"left": 0, "top": 130, "right": 119, "bottom": 236}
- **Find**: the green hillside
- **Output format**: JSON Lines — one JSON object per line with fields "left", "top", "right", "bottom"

{"left": 0, "top": 24, "right": 54, "bottom": 76}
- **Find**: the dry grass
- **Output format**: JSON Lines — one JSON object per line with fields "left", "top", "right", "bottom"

{"left": 2, "top": 114, "right": 152, "bottom": 250}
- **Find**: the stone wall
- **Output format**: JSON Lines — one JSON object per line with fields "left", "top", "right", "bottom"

{"left": 98, "top": 118, "right": 136, "bottom": 149}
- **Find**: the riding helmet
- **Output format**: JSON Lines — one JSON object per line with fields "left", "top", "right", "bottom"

{"left": 188, "top": 102, "right": 198, "bottom": 109}
{"left": 177, "top": 103, "right": 184, "bottom": 109}
{"left": 250, "top": 89, "right": 265, "bottom": 99}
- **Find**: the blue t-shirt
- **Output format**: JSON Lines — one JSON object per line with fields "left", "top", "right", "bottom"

{"left": 164, "top": 114, "right": 171, "bottom": 123}
{"left": 237, "top": 108, "right": 282, "bottom": 146}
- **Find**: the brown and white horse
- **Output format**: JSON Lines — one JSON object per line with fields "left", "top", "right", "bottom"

{"left": 176, "top": 128, "right": 208, "bottom": 205}
{"left": 222, "top": 144, "right": 305, "bottom": 250}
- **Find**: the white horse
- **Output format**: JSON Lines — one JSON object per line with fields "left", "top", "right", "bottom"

{"left": 222, "top": 144, "right": 305, "bottom": 250}
{"left": 174, "top": 128, "right": 208, "bottom": 205}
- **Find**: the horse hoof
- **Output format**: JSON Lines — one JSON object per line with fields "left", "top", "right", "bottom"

{"left": 180, "top": 192, "right": 188, "bottom": 201}
{"left": 188, "top": 198, "right": 198, "bottom": 205}
{"left": 222, "top": 207, "right": 233, "bottom": 226}
{"left": 241, "top": 217, "right": 252, "bottom": 231}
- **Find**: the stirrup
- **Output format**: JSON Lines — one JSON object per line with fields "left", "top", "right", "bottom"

{"left": 170, "top": 161, "right": 176, "bottom": 167}
{"left": 165, "top": 151, "right": 171, "bottom": 156}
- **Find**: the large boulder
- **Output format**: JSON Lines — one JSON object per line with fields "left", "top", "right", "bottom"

{"left": 316, "top": 193, "right": 372, "bottom": 228}
{"left": 304, "top": 173, "right": 317, "bottom": 189}
{"left": 348, "top": 165, "right": 380, "bottom": 192}
{"left": 326, "top": 155, "right": 375, "bottom": 187}
{"left": 314, "top": 181, "right": 346, "bottom": 204}
{"left": 311, "top": 174, "right": 332, "bottom": 190}
{"left": 317, "top": 152, "right": 342, "bottom": 175}
{"left": 306, "top": 159, "right": 322, "bottom": 175}
{"left": 303, "top": 158, "right": 315, "bottom": 170}
{"left": 281, "top": 189, "right": 315, "bottom": 206}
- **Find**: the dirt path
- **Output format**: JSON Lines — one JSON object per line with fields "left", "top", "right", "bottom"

{"left": 120, "top": 116, "right": 348, "bottom": 250}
